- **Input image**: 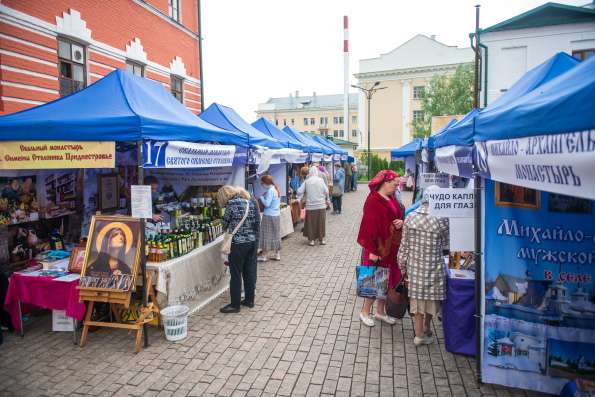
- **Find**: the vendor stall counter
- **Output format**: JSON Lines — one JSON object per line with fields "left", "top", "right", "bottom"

{"left": 147, "top": 235, "right": 228, "bottom": 313}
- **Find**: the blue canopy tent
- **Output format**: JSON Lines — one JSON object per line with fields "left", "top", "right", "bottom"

{"left": 251, "top": 117, "right": 307, "bottom": 151}
{"left": 282, "top": 126, "right": 323, "bottom": 154}
{"left": 427, "top": 118, "right": 459, "bottom": 150}
{"left": 310, "top": 135, "right": 339, "bottom": 156}
{"left": 320, "top": 137, "right": 348, "bottom": 156}
{"left": 474, "top": 54, "right": 595, "bottom": 200}
{"left": 432, "top": 52, "right": 580, "bottom": 178}
{"left": 390, "top": 138, "right": 422, "bottom": 160}
{"left": 199, "top": 103, "right": 284, "bottom": 149}
{"left": 0, "top": 70, "right": 245, "bottom": 146}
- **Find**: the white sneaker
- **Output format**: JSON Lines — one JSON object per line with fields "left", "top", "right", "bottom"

{"left": 359, "top": 312, "right": 375, "bottom": 327}
{"left": 309, "top": 240, "right": 315, "bottom": 246}
{"left": 274, "top": 253, "right": 281, "bottom": 261}
{"left": 375, "top": 313, "right": 397, "bottom": 325}
{"left": 414, "top": 336, "right": 434, "bottom": 347}
{"left": 320, "top": 239, "right": 326, "bottom": 245}
{"left": 257, "top": 256, "right": 268, "bottom": 262}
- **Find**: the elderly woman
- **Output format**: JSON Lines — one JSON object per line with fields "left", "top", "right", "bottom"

{"left": 297, "top": 167, "right": 330, "bottom": 246}
{"left": 357, "top": 170, "right": 404, "bottom": 327}
{"left": 217, "top": 185, "right": 260, "bottom": 313}
{"left": 257, "top": 175, "right": 282, "bottom": 262}
{"left": 398, "top": 195, "right": 449, "bottom": 346}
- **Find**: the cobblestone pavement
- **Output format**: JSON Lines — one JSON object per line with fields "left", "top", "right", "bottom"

{"left": 1, "top": 186, "right": 548, "bottom": 397}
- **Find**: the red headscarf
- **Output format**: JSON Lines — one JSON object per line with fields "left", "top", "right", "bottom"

{"left": 368, "top": 170, "right": 398, "bottom": 191}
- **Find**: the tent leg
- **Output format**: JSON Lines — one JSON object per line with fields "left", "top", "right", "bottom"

{"left": 137, "top": 141, "right": 149, "bottom": 349}
{"left": 473, "top": 173, "right": 482, "bottom": 384}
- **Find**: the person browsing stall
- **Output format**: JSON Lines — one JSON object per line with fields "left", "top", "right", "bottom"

{"left": 218, "top": 186, "right": 260, "bottom": 313}
{"left": 332, "top": 163, "right": 345, "bottom": 214}
{"left": 257, "top": 175, "right": 282, "bottom": 262}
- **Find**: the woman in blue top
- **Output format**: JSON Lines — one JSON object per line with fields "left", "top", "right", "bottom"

{"left": 257, "top": 174, "right": 282, "bottom": 262}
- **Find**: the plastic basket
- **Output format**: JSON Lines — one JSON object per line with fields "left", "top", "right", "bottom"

{"left": 160, "top": 305, "right": 189, "bottom": 341}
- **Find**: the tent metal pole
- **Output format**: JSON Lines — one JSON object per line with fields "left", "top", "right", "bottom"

{"left": 137, "top": 141, "right": 149, "bottom": 348}
{"left": 473, "top": 4, "right": 482, "bottom": 384}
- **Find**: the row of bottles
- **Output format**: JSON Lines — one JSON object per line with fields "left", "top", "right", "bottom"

{"left": 146, "top": 218, "right": 223, "bottom": 262}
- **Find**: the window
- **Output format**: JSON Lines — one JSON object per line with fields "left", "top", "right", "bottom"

{"left": 413, "top": 86, "right": 424, "bottom": 100}
{"left": 168, "top": 0, "right": 180, "bottom": 21}
{"left": 413, "top": 110, "right": 424, "bottom": 123}
{"left": 310, "top": 117, "right": 315, "bottom": 125}
{"left": 339, "top": 129, "right": 344, "bottom": 138}
{"left": 171, "top": 75, "right": 183, "bottom": 103}
{"left": 352, "top": 129, "right": 357, "bottom": 137}
{"left": 572, "top": 49, "right": 595, "bottom": 61}
{"left": 333, "top": 116, "right": 344, "bottom": 124}
{"left": 291, "top": 119, "right": 295, "bottom": 125}
{"left": 275, "top": 119, "right": 279, "bottom": 126}
{"left": 304, "top": 118, "right": 309, "bottom": 126}
{"left": 58, "top": 38, "right": 86, "bottom": 97}
{"left": 320, "top": 116, "right": 328, "bottom": 125}
{"left": 283, "top": 119, "right": 287, "bottom": 126}
{"left": 333, "top": 130, "right": 339, "bottom": 137}
{"left": 352, "top": 115, "right": 357, "bottom": 124}
{"left": 126, "top": 61, "right": 144, "bottom": 77}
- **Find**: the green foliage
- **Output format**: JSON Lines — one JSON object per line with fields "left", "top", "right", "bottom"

{"left": 412, "top": 64, "right": 474, "bottom": 138}
{"left": 358, "top": 153, "right": 404, "bottom": 180}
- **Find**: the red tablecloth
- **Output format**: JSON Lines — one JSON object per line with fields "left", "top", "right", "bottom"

{"left": 4, "top": 273, "right": 86, "bottom": 333}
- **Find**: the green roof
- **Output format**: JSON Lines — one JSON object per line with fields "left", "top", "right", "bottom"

{"left": 481, "top": 2, "right": 595, "bottom": 34}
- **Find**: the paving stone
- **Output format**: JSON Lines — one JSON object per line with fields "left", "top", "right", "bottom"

{"left": 0, "top": 188, "right": 545, "bottom": 397}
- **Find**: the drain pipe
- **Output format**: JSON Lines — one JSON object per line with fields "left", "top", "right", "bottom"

{"left": 197, "top": 0, "right": 204, "bottom": 112}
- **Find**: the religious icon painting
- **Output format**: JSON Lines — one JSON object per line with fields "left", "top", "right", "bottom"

{"left": 79, "top": 215, "right": 141, "bottom": 291}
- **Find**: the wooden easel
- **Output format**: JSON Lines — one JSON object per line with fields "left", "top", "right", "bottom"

{"left": 78, "top": 271, "right": 159, "bottom": 353}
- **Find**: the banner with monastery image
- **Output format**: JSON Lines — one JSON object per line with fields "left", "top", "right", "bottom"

{"left": 482, "top": 179, "right": 595, "bottom": 395}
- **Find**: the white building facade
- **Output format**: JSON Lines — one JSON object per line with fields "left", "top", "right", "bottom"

{"left": 479, "top": 2, "right": 595, "bottom": 107}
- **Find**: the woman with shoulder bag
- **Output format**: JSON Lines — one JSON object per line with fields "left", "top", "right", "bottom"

{"left": 217, "top": 185, "right": 260, "bottom": 313}
{"left": 356, "top": 170, "right": 404, "bottom": 327}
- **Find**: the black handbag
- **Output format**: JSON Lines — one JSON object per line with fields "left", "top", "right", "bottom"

{"left": 386, "top": 278, "right": 409, "bottom": 319}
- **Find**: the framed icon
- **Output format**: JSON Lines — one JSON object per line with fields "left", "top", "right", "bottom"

{"left": 495, "top": 182, "right": 540, "bottom": 210}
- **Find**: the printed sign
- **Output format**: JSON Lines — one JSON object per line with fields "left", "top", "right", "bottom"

{"left": 0, "top": 141, "right": 115, "bottom": 169}
{"left": 131, "top": 185, "right": 152, "bottom": 219}
{"left": 420, "top": 172, "right": 449, "bottom": 188}
{"left": 149, "top": 168, "right": 234, "bottom": 190}
{"left": 142, "top": 141, "right": 235, "bottom": 169}
{"left": 482, "top": 180, "right": 595, "bottom": 395}
{"left": 475, "top": 130, "right": 595, "bottom": 200}
{"left": 435, "top": 145, "right": 474, "bottom": 178}
{"left": 427, "top": 188, "right": 474, "bottom": 218}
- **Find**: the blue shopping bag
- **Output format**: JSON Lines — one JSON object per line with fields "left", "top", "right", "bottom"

{"left": 356, "top": 265, "right": 389, "bottom": 300}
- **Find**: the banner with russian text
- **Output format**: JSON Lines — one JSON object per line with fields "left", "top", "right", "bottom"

{"left": 475, "top": 131, "right": 595, "bottom": 200}
{"left": 435, "top": 145, "right": 474, "bottom": 178}
{"left": 0, "top": 141, "right": 115, "bottom": 169}
{"left": 142, "top": 141, "right": 236, "bottom": 169}
{"left": 482, "top": 179, "right": 595, "bottom": 395}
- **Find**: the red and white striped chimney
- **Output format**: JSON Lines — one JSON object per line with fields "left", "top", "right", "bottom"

{"left": 343, "top": 15, "right": 349, "bottom": 142}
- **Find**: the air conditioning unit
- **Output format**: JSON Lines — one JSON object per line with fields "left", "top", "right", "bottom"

{"left": 72, "top": 44, "right": 84, "bottom": 64}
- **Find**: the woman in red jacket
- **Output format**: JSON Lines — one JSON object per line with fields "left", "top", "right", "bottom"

{"left": 357, "top": 170, "right": 404, "bottom": 327}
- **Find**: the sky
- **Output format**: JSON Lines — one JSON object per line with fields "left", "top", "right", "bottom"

{"left": 201, "top": 0, "right": 588, "bottom": 121}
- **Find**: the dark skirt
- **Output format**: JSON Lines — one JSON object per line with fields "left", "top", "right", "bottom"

{"left": 259, "top": 214, "right": 281, "bottom": 251}
{"left": 303, "top": 208, "right": 326, "bottom": 241}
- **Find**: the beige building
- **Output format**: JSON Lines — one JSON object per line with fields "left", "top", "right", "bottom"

{"left": 355, "top": 34, "right": 474, "bottom": 160}
{"left": 256, "top": 92, "right": 359, "bottom": 145}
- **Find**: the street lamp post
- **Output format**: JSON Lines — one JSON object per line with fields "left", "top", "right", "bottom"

{"left": 351, "top": 81, "right": 386, "bottom": 180}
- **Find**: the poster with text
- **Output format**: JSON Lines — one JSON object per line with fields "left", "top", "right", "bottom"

{"left": 482, "top": 179, "right": 595, "bottom": 395}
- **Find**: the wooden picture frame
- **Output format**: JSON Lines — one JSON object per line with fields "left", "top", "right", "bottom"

{"left": 68, "top": 246, "right": 86, "bottom": 273}
{"left": 97, "top": 173, "right": 119, "bottom": 212}
{"left": 79, "top": 215, "right": 142, "bottom": 291}
{"left": 495, "top": 182, "right": 540, "bottom": 210}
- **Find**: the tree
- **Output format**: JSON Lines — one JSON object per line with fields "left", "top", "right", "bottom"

{"left": 358, "top": 153, "right": 404, "bottom": 181}
{"left": 412, "top": 64, "right": 474, "bottom": 138}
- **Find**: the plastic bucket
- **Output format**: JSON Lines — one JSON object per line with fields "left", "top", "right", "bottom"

{"left": 160, "top": 305, "right": 189, "bottom": 341}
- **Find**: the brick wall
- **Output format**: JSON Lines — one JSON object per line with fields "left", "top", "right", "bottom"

{"left": 0, "top": 0, "right": 202, "bottom": 115}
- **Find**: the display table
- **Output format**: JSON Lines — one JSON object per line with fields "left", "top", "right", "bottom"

{"left": 5, "top": 272, "right": 86, "bottom": 334}
{"left": 147, "top": 235, "right": 228, "bottom": 313}
{"left": 442, "top": 269, "right": 476, "bottom": 356}
{"left": 279, "top": 206, "right": 294, "bottom": 238}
